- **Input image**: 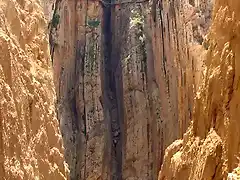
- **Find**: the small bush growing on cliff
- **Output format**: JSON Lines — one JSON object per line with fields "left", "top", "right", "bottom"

{"left": 87, "top": 19, "right": 100, "bottom": 28}
{"left": 52, "top": 13, "right": 60, "bottom": 28}
{"left": 130, "top": 9, "right": 144, "bottom": 28}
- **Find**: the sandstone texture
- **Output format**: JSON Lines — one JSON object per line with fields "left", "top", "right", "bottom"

{"left": 0, "top": 0, "right": 68, "bottom": 179}
{"left": 51, "top": 0, "right": 212, "bottom": 179}
{"left": 159, "top": 0, "right": 240, "bottom": 179}
{"left": 5, "top": 0, "right": 240, "bottom": 179}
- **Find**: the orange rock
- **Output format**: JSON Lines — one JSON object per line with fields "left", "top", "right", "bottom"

{"left": 0, "top": 0, "right": 69, "bottom": 179}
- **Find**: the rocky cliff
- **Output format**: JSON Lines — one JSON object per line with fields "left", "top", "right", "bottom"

{"left": 51, "top": 0, "right": 213, "bottom": 179}
{"left": 159, "top": 0, "right": 240, "bottom": 179}
{"left": 5, "top": 0, "right": 240, "bottom": 179}
{"left": 0, "top": 0, "right": 68, "bottom": 179}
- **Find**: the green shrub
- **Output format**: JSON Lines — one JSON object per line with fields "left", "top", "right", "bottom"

{"left": 52, "top": 13, "right": 60, "bottom": 28}
{"left": 87, "top": 19, "right": 100, "bottom": 28}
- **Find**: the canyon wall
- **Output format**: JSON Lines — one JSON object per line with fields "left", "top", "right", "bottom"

{"left": 0, "top": 0, "right": 68, "bottom": 179}
{"left": 51, "top": 0, "right": 213, "bottom": 179}
{"left": 159, "top": 0, "right": 240, "bottom": 179}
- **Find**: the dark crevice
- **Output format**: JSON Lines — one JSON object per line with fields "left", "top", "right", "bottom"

{"left": 102, "top": 2, "right": 124, "bottom": 179}
{"left": 151, "top": 0, "right": 157, "bottom": 23}
{"left": 159, "top": 8, "right": 167, "bottom": 77}
{"left": 49, "top": 0, "right": 61, "bottom": 62}
{"left": 71, "top": 97, "right": 80, "bottom": 132}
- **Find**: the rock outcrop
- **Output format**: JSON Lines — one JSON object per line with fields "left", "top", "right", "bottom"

{"left": 159, "top": 0, "right": 240, "bottom": 179}
{"left": 0, "top": 0, "right": 68, "bottom": 179}
{"left": 51, "top": 0, "right": 212, "bottom": 179}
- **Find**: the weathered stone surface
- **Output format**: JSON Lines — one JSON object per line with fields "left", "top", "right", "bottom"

{"left": 0, "top": 0, "right": 69, "bottom": 179}
{"left": 159, "top": 0, "right": 240, "bottom": 179}
{"left": 51, "top": 0, "right": 213, "bottom": 179}
{"left": 51, "top": 1, "right": 104, "bottom": 179}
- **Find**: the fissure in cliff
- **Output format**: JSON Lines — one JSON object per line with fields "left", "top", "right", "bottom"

{"left": 49, "top": 0, "right": 213, "bottom": 179}
{"left": 102, "top": 2, "right": 124, "bottom": 179}
{"left": 7, "top": 0, "right": 240, "bottom": 180}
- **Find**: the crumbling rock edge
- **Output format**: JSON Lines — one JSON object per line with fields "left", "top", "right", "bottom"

{"left": 159, "top": 1, "right": 240, "bottom": 179}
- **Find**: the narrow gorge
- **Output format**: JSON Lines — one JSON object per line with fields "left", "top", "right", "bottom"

{"left": 50, "top": 0, "right": 211, "bottom": 179}
{"left": 1, "top": 0, "right": 240, "bottom": 180}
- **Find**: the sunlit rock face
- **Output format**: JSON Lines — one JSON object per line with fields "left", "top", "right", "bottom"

{"left": 0, "top": 0, "right": 69, "bottom": 179}
{"left": 51, "top": 0, "right": 212, "bottom": 179}
{"left": 159, "top": 0, "right": 240, "bottom": 179}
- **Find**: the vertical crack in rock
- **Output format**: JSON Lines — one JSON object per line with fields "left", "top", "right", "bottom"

{"left": 102, "top": 2, "right": 124, "bottom": 179}
{"left": 49, "top": 0, "right": 215, "bottom": 179}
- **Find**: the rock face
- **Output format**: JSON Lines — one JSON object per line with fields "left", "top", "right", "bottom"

{"left": 159, "top": 0, "right": 240, "bottom": 179}
{"left": 0, "top": 0, "right": 68, "bottom": 179}
{"left": 51, "top": 0, "right": 213, "bottom": 179}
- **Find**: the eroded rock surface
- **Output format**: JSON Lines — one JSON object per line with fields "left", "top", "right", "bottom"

{"left": 51, "top": 0, "right": 213, "bottom": 179}
{"left": 0, "top": 0, "right": 68, "bottom": 179}
{"left": 159, "top": 1, "right": 240, "bottom": 179}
